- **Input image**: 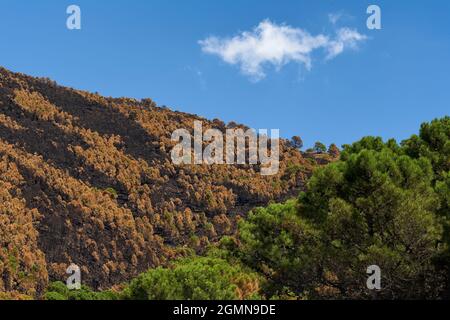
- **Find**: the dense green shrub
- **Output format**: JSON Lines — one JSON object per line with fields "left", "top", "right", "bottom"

{"left": 44, "top": 282, "right": 119, "bottom": 300}
{"left": 122, "top": 256, "right": 261, "bottom": 300}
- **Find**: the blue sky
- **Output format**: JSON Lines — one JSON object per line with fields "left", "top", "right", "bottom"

{"left": 1, "top": 0, "right": 449, "bottom": 148}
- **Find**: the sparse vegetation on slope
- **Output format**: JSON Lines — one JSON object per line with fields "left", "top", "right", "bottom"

{"left": 0, "top": 67, "right": 328, "bottom": 297}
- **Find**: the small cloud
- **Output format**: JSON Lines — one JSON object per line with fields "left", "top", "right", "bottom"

{"left": 328, "top": 11, "right": 354, "bottom": 26}
{"left": 328, "top": 12, "right": 343, "bottom": 25}
{"left": 326, "top": 28, "right": 368, "bottom": 59}
{"left": 199, "top": 20, "right": 367, "bottom": 81}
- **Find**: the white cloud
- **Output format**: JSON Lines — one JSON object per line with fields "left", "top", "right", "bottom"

{"left": 326, "top": 28, "right": 368, "bottom": 59}
{"left": 199, "top": 20, "right": 367, "bottom": 81}
{"left": 328, "top": 12, "right": 343, "bottom": 25}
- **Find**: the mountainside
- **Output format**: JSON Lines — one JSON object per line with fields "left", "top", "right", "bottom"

{"left": 0, "top": 67, "right": 329, "bottom": 296}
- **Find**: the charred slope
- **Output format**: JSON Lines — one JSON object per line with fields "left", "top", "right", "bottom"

{"left": 0, "top": 67, "right": 327, "bottom": 295}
